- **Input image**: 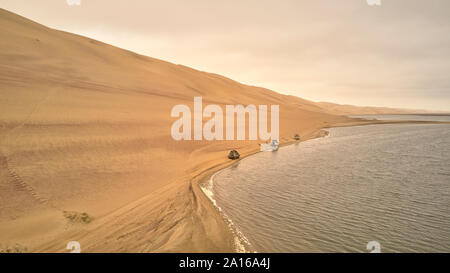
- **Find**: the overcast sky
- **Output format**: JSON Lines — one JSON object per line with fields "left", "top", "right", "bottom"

{"left": 2, "top": 0, "right": 450, "bottom": 111}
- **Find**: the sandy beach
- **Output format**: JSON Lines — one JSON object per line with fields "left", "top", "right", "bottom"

{"left": 1, "top": 9, "right": 447, "bottom": 253}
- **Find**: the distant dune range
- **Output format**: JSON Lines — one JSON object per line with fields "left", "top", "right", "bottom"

{"left": 0, "top": 9, "right": 432, "bottom": 252}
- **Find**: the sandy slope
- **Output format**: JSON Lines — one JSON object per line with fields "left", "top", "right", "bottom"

{"left": 0, "top": 9, "right": 420, "bottom": 252}
{"left": 316, "top": 102, "right": 428, "bottom": 115}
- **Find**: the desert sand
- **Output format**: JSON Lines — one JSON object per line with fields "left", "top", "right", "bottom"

{"left": 0, "top": 9, "right": 444, "bottom": 253}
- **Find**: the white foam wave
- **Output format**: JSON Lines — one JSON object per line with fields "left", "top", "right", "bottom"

{"left": 201, "top": 171, "right": 254, "bottom": 253}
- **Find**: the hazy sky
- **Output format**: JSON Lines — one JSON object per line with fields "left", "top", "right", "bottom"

{"left": 2, "top": 0, "right": 450, "bottom": 111}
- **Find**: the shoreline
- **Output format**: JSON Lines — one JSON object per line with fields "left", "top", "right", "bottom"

{"left": 4, "top": 118, "right": 449, "bottom": 253}
{"left": 193, "top": 118, "right": 450, "bottom": 253}
{"left": 200, "top": 170, "right": 254, "bottom": 252}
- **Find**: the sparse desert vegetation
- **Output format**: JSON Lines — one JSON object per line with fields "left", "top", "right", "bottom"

{"left": 0, "top": 243, "right": 28, "bottom": 253}
{"left": 63, "top": 211, "right": 92, "bottom": 224}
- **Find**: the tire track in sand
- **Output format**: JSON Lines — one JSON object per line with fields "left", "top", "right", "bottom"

{"left": 0, "top": 87, "right": 57, "bottom": 208}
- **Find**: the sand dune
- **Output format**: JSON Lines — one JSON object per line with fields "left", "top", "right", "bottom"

{"left": 0, "top": 9, "right": 419, "bottom": 252}
{"left": 316, "top": 102, "right": 429, "bottom": 115}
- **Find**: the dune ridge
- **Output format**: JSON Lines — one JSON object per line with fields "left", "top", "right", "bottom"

{"left": 0, "top": 8, "right": 424, "bottom": 252}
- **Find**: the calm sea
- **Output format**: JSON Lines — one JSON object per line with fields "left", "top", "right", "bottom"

{"left": 204, "top": 115, "right": 450, "bottom": 252}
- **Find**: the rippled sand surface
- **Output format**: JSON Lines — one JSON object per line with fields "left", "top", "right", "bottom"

{"left": 212, "top": 122, "right": 450, "bottom": 252}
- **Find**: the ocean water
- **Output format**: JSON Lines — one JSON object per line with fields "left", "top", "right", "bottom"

{"left": 207, "top": 117, "right": 450, "bottom": 252}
